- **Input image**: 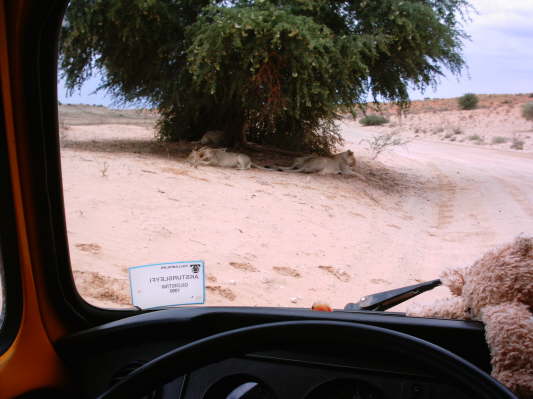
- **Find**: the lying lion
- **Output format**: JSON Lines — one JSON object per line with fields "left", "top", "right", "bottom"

{"left": 190, "top": 130, "right": 226, "bottom": 148}
{"left": 199, "top": 130, "right": 225, "bottom": 147}
{"left": 267, "top": 150, "right": 358, "bottom": 176}
{"left": 188, "top": 147, "right": 265, "bottom": 170}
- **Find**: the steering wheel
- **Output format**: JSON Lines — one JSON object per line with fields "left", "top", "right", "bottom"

{"left": 97, "top": 320, "right": 516, "bottom": 399}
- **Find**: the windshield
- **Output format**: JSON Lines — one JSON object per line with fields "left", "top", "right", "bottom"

{"left": 58, "top": 0, "right": 533, "bottom": 313}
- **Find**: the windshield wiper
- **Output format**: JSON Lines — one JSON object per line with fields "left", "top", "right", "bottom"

{"left": 343, "top": 279, "right": 441, "bottom": 312}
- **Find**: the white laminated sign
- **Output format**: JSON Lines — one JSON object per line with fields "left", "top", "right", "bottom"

{"left": 128, "top": 261, "right": 205, "bottom": 309}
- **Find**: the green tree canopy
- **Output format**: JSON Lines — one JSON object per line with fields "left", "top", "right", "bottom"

{"left": 60, "top": 0, "right": 470, "bottom": 153}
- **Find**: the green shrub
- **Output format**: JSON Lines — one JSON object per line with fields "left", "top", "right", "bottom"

{"left": 468, "top": 134, "right": 481, "bottom": 141}
{"left": 521, "top": 102, "right": 533, "bottom": 121}
{"left": 359, "top": 115, "right": 389, "bottom": 126}
{"left": 458, "top": 93, "right": 479, "bottom": 110}
{"left": 491, "top": 136, "right": 508, "bottom": 144}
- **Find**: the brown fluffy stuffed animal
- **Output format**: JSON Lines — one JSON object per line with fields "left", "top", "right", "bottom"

{"left": 407, "top": 236, "right": 533, "bottom": 398}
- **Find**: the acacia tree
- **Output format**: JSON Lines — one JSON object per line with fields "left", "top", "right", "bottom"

{"left": 60, "top": 0, "right": 470, "bottom": 153}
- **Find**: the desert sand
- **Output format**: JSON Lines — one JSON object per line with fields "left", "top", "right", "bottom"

{"left": 59, "top": 96, "right": 533, "bottom": 312}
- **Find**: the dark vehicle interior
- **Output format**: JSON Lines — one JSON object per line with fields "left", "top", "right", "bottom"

{"left": 0, "top": 1, "right": 518, "bottom": 398}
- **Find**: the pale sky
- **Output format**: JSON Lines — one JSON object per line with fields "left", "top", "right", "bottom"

{"left": 58, "top": 0, "right": 533, "bottom": 107}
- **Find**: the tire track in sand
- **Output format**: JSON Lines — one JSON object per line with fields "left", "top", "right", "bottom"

{"left": 428, "top": 163, "right": 458, "bottom": 230}
{"left": 495, "top": 177, "right": 533, "bottom": 219}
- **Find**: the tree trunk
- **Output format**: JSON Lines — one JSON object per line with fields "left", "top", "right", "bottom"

{"left": 240, "top": 141, "right": 305, "bottom": 156}
{"left": 223, "top": 109, "right": 246, "bottom": 147}
{"left": 225, "top": 112, "right": 304, "bottom": 156}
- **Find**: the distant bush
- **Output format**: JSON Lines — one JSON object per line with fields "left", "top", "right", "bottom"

{"left": 468, "top": 134, "right": 481, "bottom": 141}
{"left": 458, "top": 93, "right": 479, "bottom": 110}
{"left": 491, "top": 136, "right": 508, "bottom": 144}
{"left": 521, "top": 102, "right": 533, "bottom": 121}
{"left": 359, "top": 115, "right": 389, "bottom": 126}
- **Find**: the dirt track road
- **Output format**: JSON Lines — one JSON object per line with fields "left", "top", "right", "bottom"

{"left": 345, "top": 123, "right": 533, "bottom": 239}
{"left": 400, "top": 137, "right": 532, "bottom": 231}
{"left": 343, "top": 123, "right": 533, "bottom": 309}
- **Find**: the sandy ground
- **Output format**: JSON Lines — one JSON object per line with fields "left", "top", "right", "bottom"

{"left": 60, "top": 104, "right": 533, "bottom": 313}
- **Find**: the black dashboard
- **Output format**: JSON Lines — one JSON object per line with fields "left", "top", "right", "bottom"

{"left": 56, "top": 307, "right": 493, "bottom": 398}
{"left": 172, "top": 349, "right": 473, "bottom": 398}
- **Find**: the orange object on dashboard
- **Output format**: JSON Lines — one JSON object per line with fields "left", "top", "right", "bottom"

{"left": 311, "top": 302, "right": 333, "bottom": 312}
